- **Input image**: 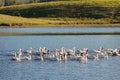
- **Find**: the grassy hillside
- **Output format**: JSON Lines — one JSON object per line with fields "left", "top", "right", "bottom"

{"left": 0, "top": 0, "right": 120, "bottom": 19}
{"left": 0, "top": 14, "right": 120, "bottom": 27}
{"left": 0, "top": 0, "right": 120, "bottom": 27}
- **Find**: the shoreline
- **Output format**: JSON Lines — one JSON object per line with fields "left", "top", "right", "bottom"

{"left": 0, "top": 0, "right": 120, "bottom": 28}
{"left": 0, "top": 14, "right": 120, "bottom": 28}
{"left": 0, "top": 24, "right": 120, "bottom": 28}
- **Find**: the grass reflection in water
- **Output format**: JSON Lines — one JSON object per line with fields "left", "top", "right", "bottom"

{"left": 0, "top": 32, "right": 120, "bottom": 36}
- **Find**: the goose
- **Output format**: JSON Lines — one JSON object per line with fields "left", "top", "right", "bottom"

{"left": 19, "top": 48, "right": 22, "bottom": 57}
{"left": 60, "top": 47, "right": 65, "bottom": 55}
{"left": 107, "top": 49, "right": 114, "bottom": 55}
{"left": 16, "top": 56, "right": 21, "bottom": 62}
{"left": 54, "top": 49, "right": 60, "bottom": 61}
{"left": 12, "top": 52, "right": 17, "bottom": 59}
{"left": 40, "top": 55, "right": 44, "bottom": 61}
{"left": 103, "top": 51, "right": 109, "bottom": 60}
{"left": 93, "top": 54, "right": 99, "bottom": 61}
{"left": 73, "top": 47, "right": 76, "bottom": 55}
{"left": 26, "top": 47, "right": 33, "bottom": 55}
{"left": 116, "top": 53, "right": 120, "bottom": 57}
{"left": 64, "top": 53, "right": 67, "bottom": 61}
{"left": 80, "top": 54, "right": 88, "bottom": 63}
{"left": 61, "top": 47, "right": 68, "bottom": 61}
{"left": 19, "top": 48, "right": 28, "bottom": 60}
{"left": 59, "top": 55, "right": 62, "bottom": 61}
{"left": 42, "top": 47, "right": 48, "bottom": 54}
{"left": 116, "top": 49, "right": 120, "bottom": 57}
{"left": 25, "top": 54, "right": 32, "bottom": 61}
{"left": 40, "top": 52, "right": 44, "bottom": 61}
{"left": 39, "top": 47, "right": 42, "bottom": 52}
{"left": 12, "top": 52, "right": 21, "bottom": 62}
{"left": 68, "top": 47, "right": 76, "bottom": 56}
{"left": 56, "top": 55, "right": 60, "bottom": 61}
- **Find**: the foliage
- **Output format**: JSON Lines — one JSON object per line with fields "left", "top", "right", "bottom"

{"left": 0, "top": 0, "right": 3, "bottom": 6}
{"left": 0, "top": 0, "right": 52, "bottom": 6}
{"left": 5, "top": 0, "right": 18, "bottom": 5}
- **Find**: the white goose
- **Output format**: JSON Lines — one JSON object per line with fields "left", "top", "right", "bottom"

{"left": 25, "top": 54, "right": 32, "bottom": 61}
{"left": 12, "top": 52, "right": 21, "bottom": 62}
{"left": 19, "top": 48, "right": 22, "bottom": 55}
{"left": 103, "top": 51, "right": 109, "bottom": 60}
{"left": 68, "top": 47, "right": 76, "bottom": 59}
{"left": 40, "top": 52, "right": 44, "bottom": 61}
{"left": 64, "top": 53, "right": 67, "bottom": 61}
{"left": 115, "top": 49, "right": 120, "bottom": 57}
{"left": 93, "top": 54, "right": 99, "bottom": 61}
{"left": 26, "top": 47, "right": 33, "bottom": 55}
{"left": 55, "top": 49, "right": 61, "bottom": 61}
{"left": 80, "top": 54, "right": 88, "bottom": 63}
{"left": 40, "top": 55, "right": 44, "bottom": 61}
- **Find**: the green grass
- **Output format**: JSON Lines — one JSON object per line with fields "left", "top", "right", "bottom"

{"left": 0, "top": 0, "right": 120, "bottom": 18}
{"left": 0, "top": 0, "right": 120, "bottom": 27}
{"left": 0, "top": 14, "right": 50, "bottom": 26}
{"left": 0, "top": 14, "right": 120, "bottom": 27}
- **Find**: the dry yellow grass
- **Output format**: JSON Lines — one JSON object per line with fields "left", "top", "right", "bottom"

{"left": 0, "top": 14, "right": 120, "bottom": 27}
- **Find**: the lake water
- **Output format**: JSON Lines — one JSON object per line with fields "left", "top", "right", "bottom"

{"left": 0, "top": 27, "right": 120, "bottom": 80}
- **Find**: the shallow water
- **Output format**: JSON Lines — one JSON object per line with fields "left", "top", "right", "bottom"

{"left": 0, "top": 27, "right": 120, "bottom": 80}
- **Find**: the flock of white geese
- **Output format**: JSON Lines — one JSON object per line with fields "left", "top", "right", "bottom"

{"left": 11, "top": 47, "right": 120, "bottom": 63}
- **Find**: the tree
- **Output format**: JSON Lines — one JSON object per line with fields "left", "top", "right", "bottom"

{"left": 6, "top": 0, "right": 18, "bottom": 5}
{"left": 0, "top": 0, "right": 5, "bottom": 6}
{"left": 32, "top": 0, "right": 38, "bottom": 3}
{"left": 0, "top": 0, "right": 3, "bottom": 6}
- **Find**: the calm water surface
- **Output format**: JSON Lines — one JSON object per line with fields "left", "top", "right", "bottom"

{"left": 0, "top": 27, "right": 120, "bottom": 33}
{"left": 0, "top": 27, "right": 120, "bottom": 80}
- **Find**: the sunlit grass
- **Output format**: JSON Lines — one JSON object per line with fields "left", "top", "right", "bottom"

{"left": 1, "top": 0, "right": 120, "bottom": 8}
{"left": 0, "top": 14, "right": 120, "bottom": 27}
{"left": 0, "top": 0, "right": 120, "bottom": 18}
{"left": 0, "top": 14, "right": 49, "bottom": 26}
